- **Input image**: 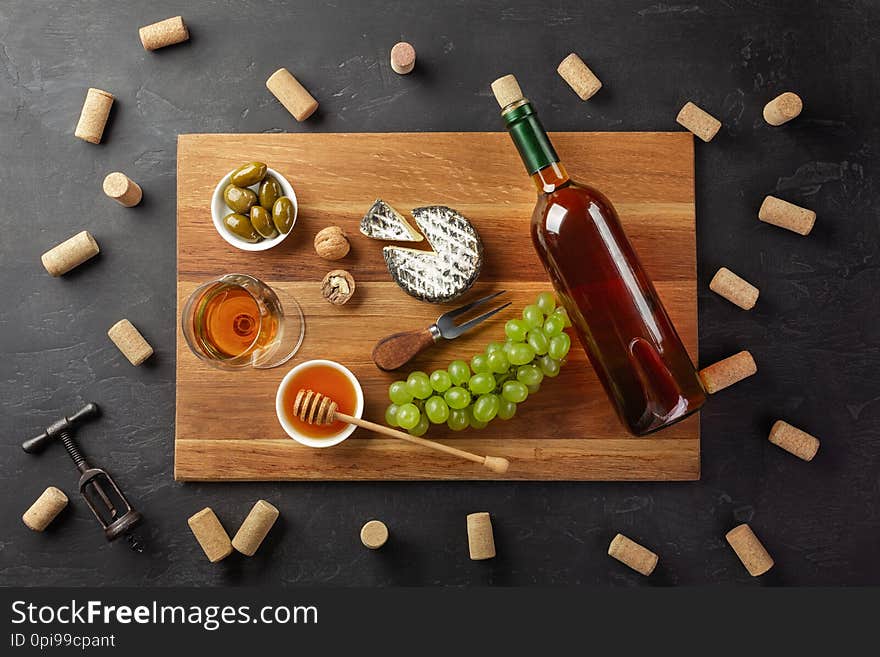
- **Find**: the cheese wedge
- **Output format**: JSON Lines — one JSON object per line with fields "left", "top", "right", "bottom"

{"left": 360, "top": 199, "right": 423, "bottom": 242}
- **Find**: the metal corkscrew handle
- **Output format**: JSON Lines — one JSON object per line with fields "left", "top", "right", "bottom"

{"left": 21, "top": 402, "right": 100, "bottom": 454}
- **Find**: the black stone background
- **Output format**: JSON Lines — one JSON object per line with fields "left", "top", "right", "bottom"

{"left": 1, "top": 0, "right": 878, "bottom": 587}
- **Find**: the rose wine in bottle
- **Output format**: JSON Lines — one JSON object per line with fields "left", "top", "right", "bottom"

{"left": 491, "top": 75, "right": 706, "bottom": 435}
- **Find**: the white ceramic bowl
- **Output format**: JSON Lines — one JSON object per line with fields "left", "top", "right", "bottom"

{"left": 275, "top": 359, "right": 364, "bottom": 448}
{"left": 211, "top": 166, "right": 298, "bottom": 251}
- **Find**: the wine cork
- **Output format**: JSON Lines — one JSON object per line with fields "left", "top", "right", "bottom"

{"left": 103, "top": 172, "right": 143, "bottom": 207}
{"left": 769, "top": 420, "right": 820, "bottom": 461}
{"left": 22, "top": 487, "right": 68, "bottom": 532}
{"left": 41, "top": 230, "right": 100, "bottom": 276}
{"left": 466, "top": 512, "right": 496, "bottom": 560}
{"left": 759, "top": 195, "right": 816, "bottom": 236}
{"left": 763, "top": 92, "right": 803, "bottom": 126}
{"left": 74, "top": 88, "right": 114, "bottom": 144}
{"left": 709, "top": 267, "right": 759, "bottom": 310}
{"left": 557, "top": 53, "right": 602, "bottom": 100}
{"left": 231, "top": 500, "right": 279, "bottom": 556}
{"left": 139, "top": 16, "right": 189, "bottom": 51}
{"left": 360, "top": 519, "right": 389, "bottom": 550}
{"left": 266, "top": 68, "right": 318, "bottom": 121}
{"left": 726, "top": 524, "right": 774, "bottom": 576}
{"left": 390, "top": 42, "right": 416, "bottom": 75}
{"left": 188, "top": 507, "right": 233, "bottom": 563}
{"left": 608, "top": 533, "right": 658, "bottom": 576}
{"left": 699, "top": 350, "right": 756, "bottom": 394}
{"left": 676, "top": 101, "right": 721, "bottom": 142}
{"left": 108, "top": 319, "right": 154, "bottom": 366}
{"left": 491, "top": 74, "right": 524, "bottom": 109}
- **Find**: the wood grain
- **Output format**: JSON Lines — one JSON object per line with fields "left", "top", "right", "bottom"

{"left": 176, "top": 132, "right": 699, "bottom": 481}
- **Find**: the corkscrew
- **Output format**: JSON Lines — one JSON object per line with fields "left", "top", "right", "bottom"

{"left": 21, "top": 402, "right": 144, "bottom": 548}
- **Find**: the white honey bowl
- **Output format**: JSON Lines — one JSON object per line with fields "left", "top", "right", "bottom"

{"left": 211, "top": 166, "right": 297, "bottom": 251}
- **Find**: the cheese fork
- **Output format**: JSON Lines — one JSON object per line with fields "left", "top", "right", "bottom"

{"left": 371, "top": 291, "right": 510, "bottom": 371}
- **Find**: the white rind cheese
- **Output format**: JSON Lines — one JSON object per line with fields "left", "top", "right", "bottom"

{"left": 360, "top": 199, "right": 423, "bottom": 242}
{"left": 382, "top": 205, "right": 483, "bottom": 303}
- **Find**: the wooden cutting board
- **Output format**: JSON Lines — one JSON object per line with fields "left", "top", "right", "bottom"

{"left": 175, "top": 132, "right": 699, "bottom": 481}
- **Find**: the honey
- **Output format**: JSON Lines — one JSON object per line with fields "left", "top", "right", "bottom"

{"left": 280, "top": 363, "right": 358, "bottom": 438}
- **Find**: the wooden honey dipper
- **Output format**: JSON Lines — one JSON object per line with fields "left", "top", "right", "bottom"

{"left": 294, "top": 389, "right": 510, "bottom": 473}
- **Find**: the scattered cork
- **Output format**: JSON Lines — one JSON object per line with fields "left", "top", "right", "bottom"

{"left": 676, "top": 101, "right": 721, "bottom": 142}
{"left": 726, "top": 524, "right": 774, "bottom": 576}
{"left": 41, "top": 230, "right": 100, "bottom": 277}
{"left": 390, "top": 42, "right": 416, "bottom": 75}
{"left": 139, "top": 16, "right": 189, "bottom": 51}
{"left": 557, "top": 53, "right": 602, "bottom": 100}
{"left": 321, "top": 269, "right": 356, "bottom": 305}
{"left": 491, "top": 74, "right": 524, "bottom": 109}
{"left": 74, "top": 88, "right": 114, "bottom": 144}
{"left": 103, "top": 172, "right": 143, "bottom": 207}
{"left": 763, "top": 92, "right": 803, "bottom": 126}
{"left": 709, "top": 267, "right": 760, "bottom": 310}
{"left": 108, "top": 319, "right": 154, "bottom": 366}
{"left": 188, "top": 507, "right": 233, "bottom": 563}
{"left": 266, "top": 67, "right": 318, "bottom": 121}
{"left": 360, "top": 520, "right": 389, "bottom": 550}
{"left": 769, "top": 420, "right": 820, "bottom": 462}
{"left": 466, "top": 512, "right": 496, "bottom": 560}
{"left": 699, "top": 350, "right": 756, "bottom": 394}
{"left": 608, "top": 533, "right": 659, "bottom": 576}
{"left": 22, "top": 486, "right": 68, "bottom": 532}
{"left": 232, "top": 500, "right": 279, "bottom": 557}
{"left": 759, "top": 195, "right": 816, "bottom": 236}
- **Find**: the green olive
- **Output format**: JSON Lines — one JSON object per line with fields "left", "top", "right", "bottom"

{"left": 250, "top": 205, "right": 277, "bottom": 239}
{"left": 230, "top": 162, "right": 268, "bottom": 187}
{"left": 223, "top": 184, "right": 257, "bottom": 214}
{"left": 259, "top": 175, "right": 282, "bottom": 210}
{"left": 272, "top": 196, "right": 295, "bottom": 234}
{"left": 222, "top": 213, "right": 261, "bottom": 243}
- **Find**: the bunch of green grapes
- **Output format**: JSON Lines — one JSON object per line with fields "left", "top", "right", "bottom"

{"left": 385, "top": 291, "right": 572, "bottom": 435}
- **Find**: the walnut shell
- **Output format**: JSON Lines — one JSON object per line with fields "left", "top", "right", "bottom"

{"left": 321, "top": 269, "right": 356, "bottom": 305}
{"left": 314, "top": 226, "right": 350, "bottom": 260}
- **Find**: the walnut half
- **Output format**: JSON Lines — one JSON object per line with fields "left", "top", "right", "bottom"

{"left": 321, "top": 269, "right": 356, "bottom": 305}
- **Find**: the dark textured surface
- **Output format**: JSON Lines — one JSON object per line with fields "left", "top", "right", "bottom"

{"left": 1, "top": 0, "right": 878, "bottom": 586}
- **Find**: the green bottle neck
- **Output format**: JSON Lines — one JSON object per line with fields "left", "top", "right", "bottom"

{"left": 501, "top": 100, "right": 560, "bottom": 177}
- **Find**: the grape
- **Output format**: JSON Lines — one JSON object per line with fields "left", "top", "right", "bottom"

{"left": 406, "top": 371, "right": 432, "bottom": 399}
{"left": 538, "top": 355, "right": 561, "bottom": 378}
{"left": 508, "top": 342, "right": 536, "bottom": 366}
{"left": 470, "top": 353, "right": 491, "bottom": 374}
{"left": 385, "top": 403, "right": 400, "bottom": 427}
{"left": 473, "top": 393, "right": 501, "bottom": 423}
{"left": 447, "top": 408, "right": 469, "bottom": 431}
{"left": 444, "top": 386, "right": 471, "bottom": 410}
{"left": 429, "top": 369, "right": 452, "bottom": 393}
{"left": 527, "top": 328, "right": 549, "bottom": 355}
{"left": 497, "top": 399, "right": 517, "bottom": 420}
{"left": 486, "top": 341, "right": 505, "bottom": 353}
{"left": 526, "top": 382, "right": 541, "bottom": 394}
{"left": 536, "top": 291, "right": 556, "bottom": 315}
{"left": 469, "top": 373, "right": 495, "bottom": 395}
{"left": 389, "top": 381, "right": 413, "bottom": 405}
{"left": 487, "top": 350, "right": 509, "bottom": 374}
{"left": 543, "top": 313, "right": 564, "bottom": 337}
{"left": 548, "top": 333, "right": 571, "bottom": 360}
{"left": 504, "top": 319, "right": 529, "bottom": 342}
{"left": 522, "top": 304, "right": 544, "bottom": 329}
{"left": 409, "top": 413, "right": 430, "bottom": 436}
{"left": 554, "top": 306, "right": 572, "bottom": 327}
{"left": 466, "top": 405, "right": 488, "bottom": 429}
{"left": 448, "top": 360, "right": 470, "bottom": 386}
{"left": 396, "top": 403, "right": 421, "bottom": 430}
{"left": 425, "top": 396, "right": 450, "bottom": 424}
{"left": 502, "top": 380, "right": 529, "bottom": 403}
{"left": 516, "top": 364, "right": 543, "bottom": 387}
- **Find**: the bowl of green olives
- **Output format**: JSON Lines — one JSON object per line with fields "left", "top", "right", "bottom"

{"left": 211, "top": 161, "right": 298, "bottom": 251}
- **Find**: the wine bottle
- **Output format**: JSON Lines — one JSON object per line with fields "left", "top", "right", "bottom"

{"left": 491, "top": 75, "right": 706, "bottom": 435}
